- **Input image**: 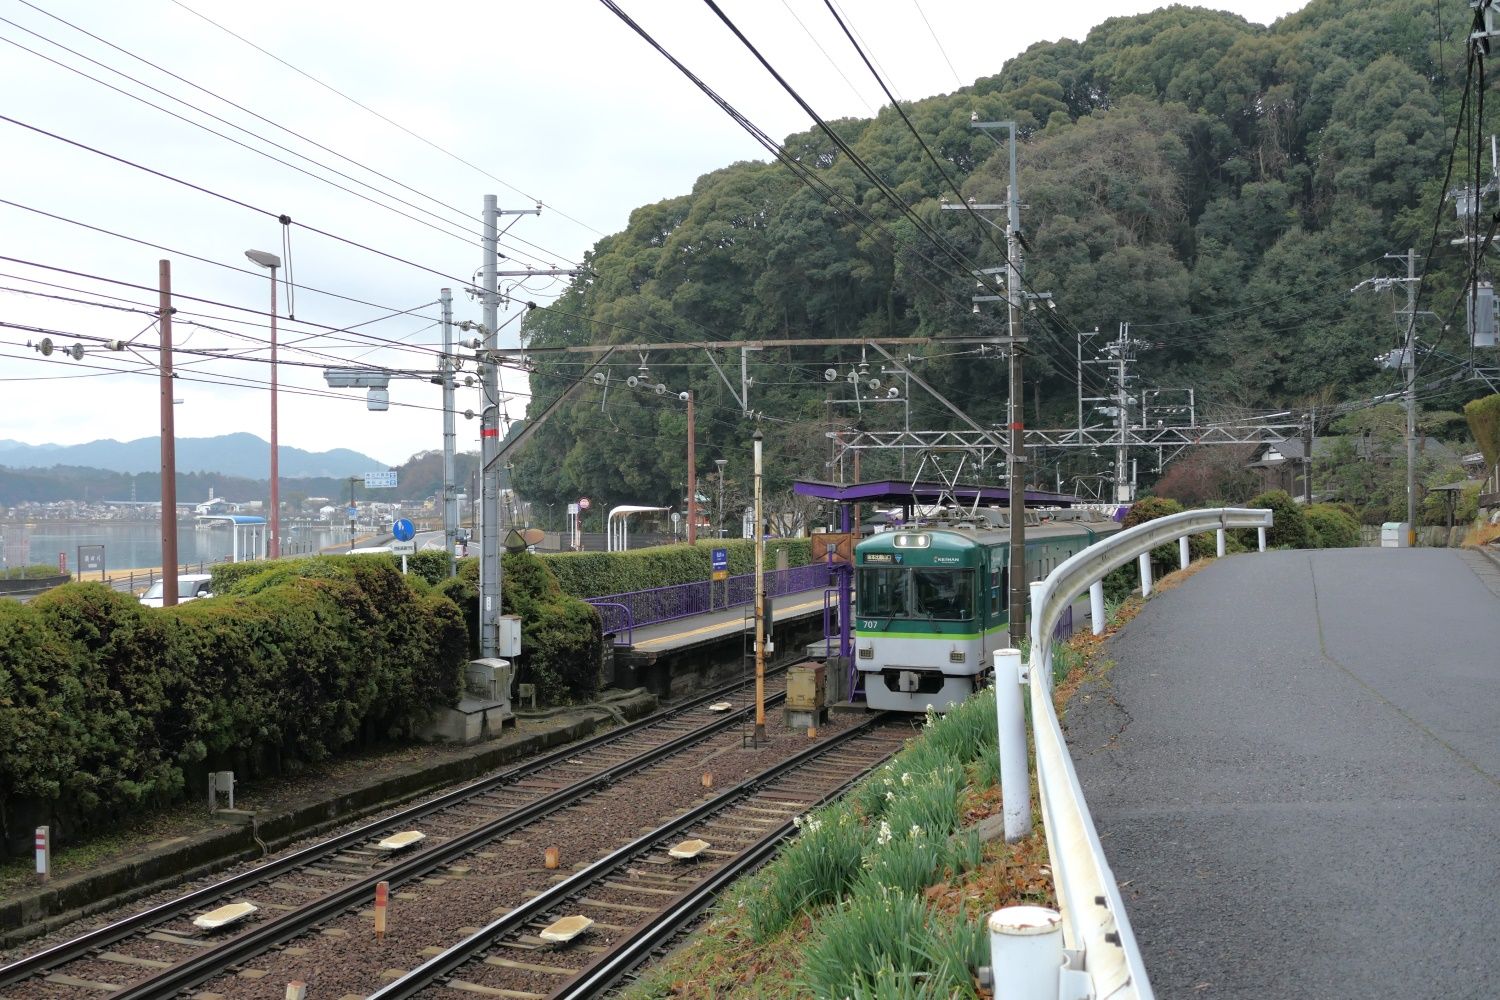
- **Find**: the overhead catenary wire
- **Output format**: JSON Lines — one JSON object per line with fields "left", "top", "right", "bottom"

{"left": 0, "top": 22, "right": 551, "bottom": 268}
{"left": 10, "top": 1, "right": 575, "bottom": 265}
{"left": 166, "top": 0, "right": 608, "bottom": 243}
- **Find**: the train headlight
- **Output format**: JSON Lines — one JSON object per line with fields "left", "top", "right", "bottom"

{"left": 858, "top": 644, "right": 874, "bottom": 659}
{"left": 949, "top": 649, "right": 967, "bottom": 663}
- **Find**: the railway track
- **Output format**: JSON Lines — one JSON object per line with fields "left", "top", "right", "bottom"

{"left": 0, "top": 668, "right": 809, "bottom": 998}
{"left": 368, "top": 714, "right": 902, "bottom": 1000}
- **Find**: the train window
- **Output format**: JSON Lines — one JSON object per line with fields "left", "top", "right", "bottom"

{"left": 912, "top": 568, "right": 975, "bottom": 620}
{"left": 857, "top": 568, "right": 907, "bottom": 617}
{"left": 990, "top": 568, "right": 1001, "bottom": 615}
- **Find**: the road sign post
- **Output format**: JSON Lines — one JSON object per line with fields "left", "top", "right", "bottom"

{"left": 711, "top": 547, "right": 729, "bottom": 607}
{"left": 391, "top": 519, "right": 415, "bottom": 573}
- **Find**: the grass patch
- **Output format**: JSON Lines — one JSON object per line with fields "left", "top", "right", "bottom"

{"left": 626, "top": 566, "right": 1197, "bottom": 998}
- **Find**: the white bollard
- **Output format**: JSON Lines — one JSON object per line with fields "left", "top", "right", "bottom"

{"left": 1089, "top": 580, "right": 1105, "bottom": 636}
{"left": 1179, "top": 536, "right": 1190, "bottom": 571}
{"left": 992, "top": 648, "right": 1032, "bottom": 842}
{"left": 988, "top": 905, "right": 1063, "bottom": 1000}
{"left": 35, "top": 825, "right": 49, "bottom": 883}
{"left": 1138, "top": 552, "right": 1153, "bottom": 597}
{"left": 1216, "top": 527, "right": 1226, "bottom": 557}
{"left": 1258, "top": 525, "right": 1267, "bottom": 552}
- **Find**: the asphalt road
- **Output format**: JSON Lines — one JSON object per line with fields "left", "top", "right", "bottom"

{"left": 1066, "top": 547, "right": 1500, "bottom": 999}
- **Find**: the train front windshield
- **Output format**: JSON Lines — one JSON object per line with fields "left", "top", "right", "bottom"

{"left": 857, "top": 567, "right": 975, "bottom": 620}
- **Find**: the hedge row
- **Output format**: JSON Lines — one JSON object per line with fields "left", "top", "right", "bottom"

{"left": 435, "top": 553, "right": 604, "bottom": 705}
{"left": 0, "top": 557, "right": 466, "bottom": 852}
{"left": 542, "top": 538, "right": 813, "bottom": 598}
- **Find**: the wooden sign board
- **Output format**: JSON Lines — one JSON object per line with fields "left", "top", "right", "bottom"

{"left": 811, "top": 532, "right": 855, "bottom": 564}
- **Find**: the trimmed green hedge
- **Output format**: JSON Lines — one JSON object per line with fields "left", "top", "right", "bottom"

{"left": 0, "top": 560, "right": 466, "bottom": 853}
{"left": 0, "top": 564, "right": 66, "bottom": 580}
{"left": 437, "top": 554, "right": 603, "bottom": 705}
{"left": 1305, "top": 503, "right": 1361, "bottom": 548}
{"left": 542, "top": 538, "right": 813, "bottom": 598}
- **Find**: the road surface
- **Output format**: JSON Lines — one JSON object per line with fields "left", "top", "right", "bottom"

{"left": 1066, "top": 547, "right": 1500, "bottom": 999}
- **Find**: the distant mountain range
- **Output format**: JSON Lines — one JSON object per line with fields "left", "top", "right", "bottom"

{"left": 0, "top": 433, "right": 387, "bottom": 480}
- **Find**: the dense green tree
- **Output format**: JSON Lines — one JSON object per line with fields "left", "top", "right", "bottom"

{"left": 508, "top": 0, "right": 1491, "bottom": 512}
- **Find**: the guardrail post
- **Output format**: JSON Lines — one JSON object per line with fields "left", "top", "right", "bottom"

{"left": 1028, "top": 581, "right": 1048, "bottom": 688}
{"left": 1178, "top": 536, "right": 1190, "bottom": 571}
{"left": 986, "top": 905, "right": 1063, "bottom": 1000}
{"left": 1257, "top": 526, "right": 1267, "bottom": 552}
{"left": 1216, "top": 527, "right": 1226, "bottom": 557}
{"left": 1138, "top": 553, "right": 1153, "bottom": 597}
{"left": 992, "top": 648, "right": 1032, "bottom": 842}
{"left": 1089, "top": 581, "right": 1105, "bottom": 636}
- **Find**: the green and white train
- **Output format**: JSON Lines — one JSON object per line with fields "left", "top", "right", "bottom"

{"left": 853, "top": 509, "right": 1122, "bottom": 712}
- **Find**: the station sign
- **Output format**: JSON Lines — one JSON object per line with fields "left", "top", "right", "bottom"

{"left": 711, "top": 547, "right": 728, "bottom": 582}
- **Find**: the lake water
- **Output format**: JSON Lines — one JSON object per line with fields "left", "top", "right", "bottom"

{"left": 0, "top": 520, "right": 346, "bottom": 572}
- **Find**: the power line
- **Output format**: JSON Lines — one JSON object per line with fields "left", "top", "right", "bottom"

{"left": 908, "top": 0, "right": 963, "bottom": 91}
{"left": 0, "top": 112, "right": 481, "bottom": 288}
{"left": 167, "top": 0, "right": 608, "bottom": 242}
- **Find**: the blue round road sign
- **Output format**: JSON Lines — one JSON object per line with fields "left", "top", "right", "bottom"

{"left": 392, "top": 518, "right": 415, "bottom": 542}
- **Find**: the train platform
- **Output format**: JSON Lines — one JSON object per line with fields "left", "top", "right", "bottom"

{"left": 619, "top": 586, "right": 839, "bottom": 658}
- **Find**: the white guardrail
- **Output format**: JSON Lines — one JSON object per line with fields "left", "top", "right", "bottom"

{"left": 986, "top": 507, "right": 1273, "bottom": 1000}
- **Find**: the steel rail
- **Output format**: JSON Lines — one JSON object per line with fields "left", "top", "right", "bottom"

{"left": 0, "top": 667, "right": 790, "bottom": 991}
{"left": 551, "top": 761, "right": 873, "bottom": 999}
{"left": 1026, "top": 506, "right": 1272, "bottom": 1000}
{"left": 103, "top": 685, "right": 794, "bottom": 1000}
{"left": 367, "top": 714, "right": 893, "bottom": 1000}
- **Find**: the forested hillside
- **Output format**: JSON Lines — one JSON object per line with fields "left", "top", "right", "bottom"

{"left": 514, "top": 0, "right": 1486, "bottom": 517}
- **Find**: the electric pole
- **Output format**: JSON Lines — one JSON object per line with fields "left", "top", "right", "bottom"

{"left": 1004, "top": 161, "right": 1027, "bottom": 647}
{"left": 440, "top": 287, "right": 457, "bottom": 577}
{"left": 1402, "top": 248, "right": 1418, "bottom": 547}
{"left": 478, "top": 196, "right": 539, "bottom": 659}
{"left": 159, "top": 260, "right": 178, "bottom": 607}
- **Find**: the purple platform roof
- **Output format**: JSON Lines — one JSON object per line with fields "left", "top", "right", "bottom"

{"left": 792, "top": 478, "right": 1080, "bottom": 507}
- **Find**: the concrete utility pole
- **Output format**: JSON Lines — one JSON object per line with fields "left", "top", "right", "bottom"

{"left": 752, "top": 429, "right": 766, "bottom": 744}
{"left": 480, "top": 195, "right": 502, "bottom": 657}
{"left": 1003, "top": 158, "right": 1027, "bottom": 648}
{"left": 945, "top": 118, "right": 1030, "bottom": 646}
{"left": 477, "top": 197, "right": 577, "bottom": 657}
{"left": 1116, "top": 325, "right": 1131, "bottom": 504}
{"left": 686, "top": 391, "right": 698, "bottom": 545}
{"left": 440, "top": 287, "right": 458, "bottom": 577}
{"left": 159, "top": 259, "right": 177, "bottom": 607}
{"left": 1353, "top": 250, "right": 1425, "bottom": 547}
{"left": 1402, "top": 248, "right": 1418, "bottom": 547}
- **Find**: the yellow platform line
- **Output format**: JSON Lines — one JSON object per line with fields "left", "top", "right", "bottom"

{"left": 631, "top": 595, "right": 838, "bottom": 652}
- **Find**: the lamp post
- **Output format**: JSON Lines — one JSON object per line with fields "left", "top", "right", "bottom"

{"left": 245, "top": 249, "right": 281, "bottom": 559}
{"left": 715, "top": 458, "right": 727, "bottom": 538}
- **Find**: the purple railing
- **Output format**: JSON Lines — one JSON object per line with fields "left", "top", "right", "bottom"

{"left": 587, "top": 563, "right": 836, "bottom": 642}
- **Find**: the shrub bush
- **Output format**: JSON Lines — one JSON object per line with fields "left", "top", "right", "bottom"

{"left": 1304, "top": 503, "right": 1361, "bottom": 548}
{"left": 0, "top": 561, "right": 466, "bottom": 854}
{"left": 0, "top": 564, "right": 68, "bottom": 580}
{"left": 1238, "top": 490, "right": 1312, "bottom": 549}
{"left": 434, "top": 554, "right": 603, "bottom": 704}
{"left": 542, "top": 538, "right": 812, "bottom": 598}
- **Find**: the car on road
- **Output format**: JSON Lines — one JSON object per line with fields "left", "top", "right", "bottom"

{"left": 139, "top": 573, "right": 214, "bottom": 607}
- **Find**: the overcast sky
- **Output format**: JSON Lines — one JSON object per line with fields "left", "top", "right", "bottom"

{"left": 0, "top": 0, "right": 1309, "bottom": 469}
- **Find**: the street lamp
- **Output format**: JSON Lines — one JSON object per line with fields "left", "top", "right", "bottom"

{"left": 245, "top": 249, "right": 281, "bottom": 559}
{"left": 715, "top": 458, "right": 727, "bottom": 538}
